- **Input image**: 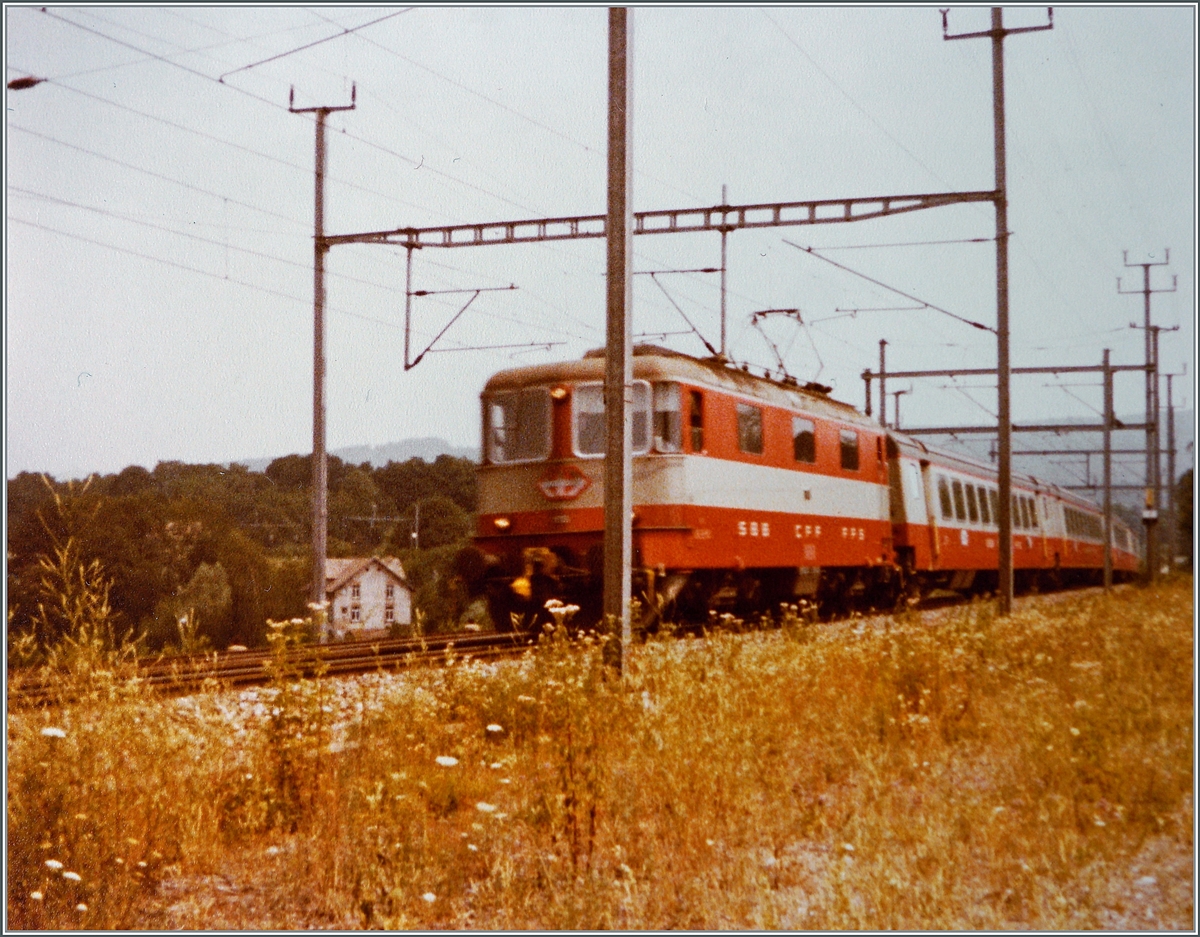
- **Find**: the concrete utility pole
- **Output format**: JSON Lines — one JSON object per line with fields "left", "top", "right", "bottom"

{"left": 878, "top": 339, "right": 888, "bottom": 428}
{"left": 943, "top": 6, "right": 1053, "bottom": 615}
{"left": 1120, "top": 249, "right": 1175, "bottom": 582}
{"left": 892, "top": 387, "right": 911, "bottom": 431}
{"left": 604, "top": 7, "right": 634, "bottom": 670}
{"left": 290, "top": 86, "right": 356, "bottom": 635}
{"left": 1163, "top": 366, "right": 1185, "bottom": 572}
{"left": 1102, "top": 349, "right": 1113, "bottom": 590}
{"left": 719, "top": 184, "right": 729, "bottom": 358}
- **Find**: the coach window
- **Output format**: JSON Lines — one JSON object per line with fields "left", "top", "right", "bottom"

{"left": 737, "top": 403, "right": 764, "bottom": 455}
{"left": 573, "top": 381, "right": 651, "bottom": 456}
{"left": 965, "top": 484, "right": 980, "bottom": 523}
{"left": 653, "top": 383, "right": 682, "bottom": 452}
{"left": 988, "top": 489, "right": 999, "bottom": 524}
{"left": 839, "top": 429, "right": 859, "bottom": 471}
{"left": 486, "top": 388, "right": 551, "bottom": 463}
{"left": 976, "top": 485, "right": 991, "bottom": 525}
{"left": 951, "top": 479, "right": 967, "bottom": 521}
{"left": 938, "top": 476, "right": 954, "bottom": 519}
{"left": 1028, "top": 496, "right": 1039, "bottom": 529}
{"left": 793, "top": 416, "right": 816, "bottom": 463}
{"left": 689, "top": 390, "right": 704, "bottom": 452}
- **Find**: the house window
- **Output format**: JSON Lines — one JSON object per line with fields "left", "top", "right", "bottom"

{"left": 340, "top": 606, "right": 348, "bottom": 619}
{"left": 792, "top": 417, "right": 816, "bottom": 463}
{"left": 384, "top": 607, "right": 394, "bottom": 623}
{"left": 737, "top": 404, "right": 764, "bottom": 455}
{"left": 839, "top": 430, "right": 859, "bottom": 471}
{"left": 351, "top": 582, "right": 361, "bottom": 600}
{"left": 350, "top": 605, "right": 361, "bottom": 623}
{"left": 385, "top": 583, "right": 395, "bottom": 600}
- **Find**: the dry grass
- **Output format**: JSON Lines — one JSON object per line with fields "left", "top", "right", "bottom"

{"left": 7, "top": 578, "right": 1194, "bottom": 930}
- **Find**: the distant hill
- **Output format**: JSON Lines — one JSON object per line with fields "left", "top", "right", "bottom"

{"left": 233, "top": 437, "right": 479, "bottom": 472}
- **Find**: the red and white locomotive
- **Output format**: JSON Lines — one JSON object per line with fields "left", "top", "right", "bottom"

{"left": 456, "top": 346, "right": 1139, "bottom": 628}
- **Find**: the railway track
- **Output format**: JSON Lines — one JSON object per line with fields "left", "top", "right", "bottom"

{"left": 7, "top": 630, "right": 537, "bottom": 708}
{"left": 7, "top": 584, "right": 1114, "bottom": 709}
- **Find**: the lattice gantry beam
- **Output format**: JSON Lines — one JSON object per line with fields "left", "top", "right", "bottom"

{"left": 323, "top": 190, "right": 997, "bottom": 249}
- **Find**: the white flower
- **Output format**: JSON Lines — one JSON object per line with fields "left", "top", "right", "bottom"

{"left": 435, "top": 755, "right": 458, "bottom": 767}
{"left": 475, "top": 802, "right": 497, "bottom": 813}
{"left": 40, "top": 727, "right": 66, "bottom": 739}
{"left": 30, "top": 891, "right": 43, "bottom": 901}
{"left": 76, "top": 903, "right": 88, "bottom": 912}
{"left": 62, "top": 871, "right": 82, "bottom": 882}
{"left": 45, "top": 859, "right": 63, "bottom": 870}
{"left": 486, "top": 724, "right": 503, "bottom": 733}
{"left": 422, "top": 892, "right": 437, "bottom": 903}
{"left": 467, "top": 844, "right": 478, "bottom": 852}
{"left": 841, "top": 843, "right": 855, "bottom": 852}
{"left": 490, "top": 762, "right": 503, "bottom": 770}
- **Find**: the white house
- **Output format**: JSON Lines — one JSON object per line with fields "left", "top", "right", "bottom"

{"left": 325, "top": 556, "right": 413, "bottom": 638}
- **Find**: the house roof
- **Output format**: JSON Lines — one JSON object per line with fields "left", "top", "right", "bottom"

{"left": 325, "top": 556, "right": 410, "bottom": 596}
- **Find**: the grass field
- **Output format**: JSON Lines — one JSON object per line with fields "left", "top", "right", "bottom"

{"left": 7, "top": 578, "right": 1194, "bottom": 929}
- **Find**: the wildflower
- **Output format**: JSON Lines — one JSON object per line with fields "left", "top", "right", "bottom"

{"left": 467, "top": 844, "right": 478, "bottom": 852}
{"left": 1069, "top": 726, "right": 1081, "bottom": 736}
{"left": 30, "top": 892, "right": 43, "bottom": 901}
{"left": 841, "top": 843, "right": 855, "bottom": 852}
{"left": 266, "top": 846, "right": 281, "bottom": 856}
{"left": 490, "top": 762, "right": 503, "bottom": 770}
{"left": 422, "top": 892, "right": 437, "bottom": 903}
{"left": 45, "top": 859, "right": 63, "bottom": 870}
{"left": 499, "top": 778, "right": 511, "bottom": 785}
{"left": 76, "top": 903, "right": 88, "bottom": 912}
{"left": 486, "top": 724, "right": 503, "bottom": 733}
{"left": 115, "top": 858, "right": 124, "bottom": 865}
{"left": 62, "top": 871, "right": 82, "bottom": 882}
{"left": 476, "top": 802, "right": 497, "bottom": 813}
{"left": 435, "top": 755, "right": 459, "bottom": 767}
{"left": 40, "top": 727, "right": 66, "bottom": 739}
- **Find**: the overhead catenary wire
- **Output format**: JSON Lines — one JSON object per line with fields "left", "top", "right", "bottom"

{"left": 782, "top": 239, "right": 994, "bottom": 333}
{"left": 219, "top": 9, "right": 415, "bottom": 81}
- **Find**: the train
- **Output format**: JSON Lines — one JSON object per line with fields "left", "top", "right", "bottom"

{"left": 454, "top": 345, "right": 1140, "bottom": 630}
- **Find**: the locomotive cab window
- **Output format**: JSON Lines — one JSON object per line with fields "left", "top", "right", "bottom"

{"left": 792, "top": 417, "right": 816, "bottom": 463}
{"left": 737, "top": 403, "right": 764, "bottom": 455}
{"left": 653, "top": 382, "right": 682, "bottom": 452}
{"left": 573, "top": 381, "right": 651, "bottom": 456}
{"left": 839, "top": 430, "right": 859, "bottom": 471}
{"left": 485, "top": 388, "right": 551, "bottom": 463}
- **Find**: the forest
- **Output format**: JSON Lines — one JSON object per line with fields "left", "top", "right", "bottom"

{"left": 6, "top": 454, "right": 477, "bottom": 655}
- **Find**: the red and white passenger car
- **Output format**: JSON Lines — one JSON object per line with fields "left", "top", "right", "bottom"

{"left": 457, "top": 346, "right": 1139, "bottom": 628}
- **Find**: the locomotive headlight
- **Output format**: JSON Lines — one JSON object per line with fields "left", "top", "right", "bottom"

{"left": 550, "top": 385, "right": 568, "bottom": 400}
{"left": 493, "top": 516, "right": 511, "bottom": 531}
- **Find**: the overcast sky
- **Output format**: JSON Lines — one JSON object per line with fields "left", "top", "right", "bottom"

{"left": 5, "top": 5, "right": 1195, "bottom": 483}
